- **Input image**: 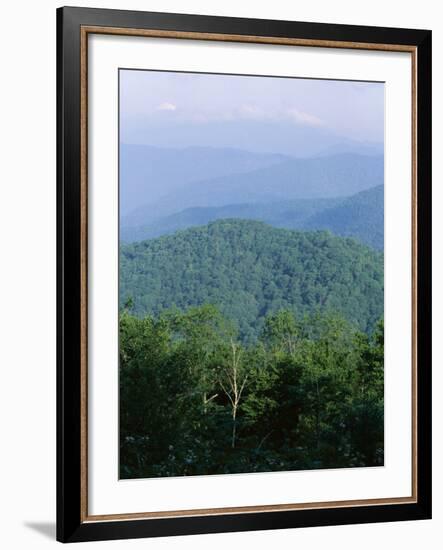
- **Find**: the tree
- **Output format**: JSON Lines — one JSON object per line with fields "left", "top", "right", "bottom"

{"left": 119, "top": 306, "right": 385, "bottom": 477}
{"left": 261, "top": 310, "right": 300, "bottom": 355}
{"left": 120, "top": 220, "right": 384, "bottom": 340}
{"left": 216, "top": 339, "right": 251, "bottom": 448}
{"left": 168, "top": 304, "right": 234, "bottom": 413}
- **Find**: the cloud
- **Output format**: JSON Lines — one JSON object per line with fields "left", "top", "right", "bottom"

{"left": 157, "top": 102, "right": 177, "bottom": 111}
{"left": 237, "top": 104, "right": 267, "bottom": 119}
{"left": 234, "top": 105, "right": 325, "bottom": 127}
{"left": 287, "top": 108, "right": 324, "bottom": 127}
{"left": 152, "top": 102, "right": 324, "bottom": 129}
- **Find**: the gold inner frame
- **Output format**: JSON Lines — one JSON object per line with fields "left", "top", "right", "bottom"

{"left": 79, "top": 26, "right": 418, "bottom": 523}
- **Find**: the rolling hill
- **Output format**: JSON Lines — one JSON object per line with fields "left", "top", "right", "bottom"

{"left": 120, "top": 219, "right": 384, "bottom": 341}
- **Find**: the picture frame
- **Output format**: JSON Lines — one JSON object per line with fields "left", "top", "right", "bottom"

{"left": 57, "top": 6, "right": 432, "bottom": 543}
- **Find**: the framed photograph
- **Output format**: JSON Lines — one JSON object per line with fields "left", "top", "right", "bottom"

{"left": 57, "top": 6, "right": 432, "bottom": 543}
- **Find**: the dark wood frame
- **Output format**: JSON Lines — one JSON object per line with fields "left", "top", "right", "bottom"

{"left": 57, "top": 6, "right": 432, "bottom": 543}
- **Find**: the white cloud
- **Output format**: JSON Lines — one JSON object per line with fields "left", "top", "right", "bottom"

{"left": 237, "top": 104, "right": 267, "bottom": 119}
{"left": 287, "top": 108, "right": 324, "bottom": 127}
{"left": 157, "top": 102, "right": 177, "bottom": 111}
{"left": 236, "top": 105, "right": 325, "bottom": 127}
{"left": 152, "top": 101, "right": 324, "bottom": 129}
{"left": 182, "top": 104, "right": 324, "bottom": 127}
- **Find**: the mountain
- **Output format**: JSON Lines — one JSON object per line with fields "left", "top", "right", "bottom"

{"left": 120, "top": 144, "right": 289, "bottom": 215}
{"left": 303, "top": 185, "right": 384, "bottom": 250}
{"left": 121, "top": 186, "right": 384, "bottom": 250}
{"left": 120, "top": 220, "right": 384, "bottom": 341}
{"left": 317, "top": 141, "right": 384, "bottom": 157}
{"left": 123, "top": 117, "right": 383, "bottom": 158}
{"left": 123, "top": 153, "right": 384, "bottom": 226}
{"left": 120, "top": 197, "right": 342, "bottom": 243}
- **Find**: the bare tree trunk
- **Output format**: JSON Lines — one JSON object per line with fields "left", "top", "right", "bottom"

{"left": 219, "top": 340, "right": 248, "bottom": 450}
{"left": 315, "top": 377, "right": 320, "bottom": 450}
{"left": 231, "top": 408, "right": 237, "bottom": 448}
{"left": 230, "top": 340, "right": 239, "bottom": 448}
{"left": 203, "top": 392, "right": 218, "bottom": 414}
{"left": 256, "top": 431, "right": 273, "bottom": 452}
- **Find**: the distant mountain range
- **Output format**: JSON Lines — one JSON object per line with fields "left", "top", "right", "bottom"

{"left": 317, "top": 141, "right": 383, "bottom": 157}
{"left": 303, "top": 185, "right": 384, "bottom": 250}
{"left": 120, "top": 144, "right": 288, "bottom": 215}
{"left": 121, "top": 185, "right": 384, "bottom": 250}
{"left": 122, "top": 117, "right": 383, "bottom": 158}
{"left": 121, "top": 197, "right": 340, "bottom": 243}
{"left": 120, "top": 145, "right": 384, "bottom": 249}
{"left": 122, "top": 147, "right": 383, "bottom": 223}
{"left": 120, "top": 219, "right": 384, "bottom": 340}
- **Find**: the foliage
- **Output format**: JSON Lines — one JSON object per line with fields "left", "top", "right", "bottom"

{"left": 120, "top": 306, "right": 384, "bottom": 478}
{"left": 120, "top": 220, "right": 384, "bottom": 342}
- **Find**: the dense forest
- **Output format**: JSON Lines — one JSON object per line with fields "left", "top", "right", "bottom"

{"left": 120, "top": 305, "right": 384, "bottom": 478}
{"left": 120, "top": 220, "right": 384, "bottom": 342}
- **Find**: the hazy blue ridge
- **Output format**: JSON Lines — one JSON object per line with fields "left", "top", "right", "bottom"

{"left": 121, "top": 186, "right": 384, "bottom": 250}
{"left": 120, "top": 197, "right": 342, "bottom": 243}
{"left": 120, "top": 219, "right": 384, "bottom": 341}
{"left": 122, "top": 114, "right": 384, "bottom": 158}
{"left": 122, "top": 152, "right": 384, "bottom": 227}
{"left": 120, "top": 144, "right": 290, "bottom": 215}
{"left": 303, "top": 185, "right": 384, "bottom": 250}
{"left": 316, "top": 141, "right": 383, "bottom": 158}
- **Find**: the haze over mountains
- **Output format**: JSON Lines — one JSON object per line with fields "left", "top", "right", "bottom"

{"left": 121, "top": 197, "right": 341, "bottom": 243}
{"left": 120, "top": 144, "right": 288, "bottom": 215}
{"left": 120, "top": 144, "right": 384, "bottom": 249}
{"left": 122, "top": 185, "right": 384, "bottom": 250}
{"left": 123, "top": 118, "right": 384, "bottom": 158}
{"left": 303, "top": 185, "right": 384, "bottom": 250}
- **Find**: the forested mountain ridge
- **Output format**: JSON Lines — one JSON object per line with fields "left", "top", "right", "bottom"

{"left": 120, "top": 219, "right": 384, "bottom": 341}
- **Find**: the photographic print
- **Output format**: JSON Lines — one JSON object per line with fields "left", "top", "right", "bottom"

{"left": 58, "top": 9, "right": 431, "bottom": 541}
{"left": 118, "top": 69, "right": 385, "bottom": 480}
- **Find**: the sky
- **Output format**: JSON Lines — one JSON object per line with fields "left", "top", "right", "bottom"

{"left": 120, "top": 69, "right": 384, "bottom": 156}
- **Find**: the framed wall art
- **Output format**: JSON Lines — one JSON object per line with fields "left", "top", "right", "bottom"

{"left": 57, "top": 6, "right": 432, "bottom": 543}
